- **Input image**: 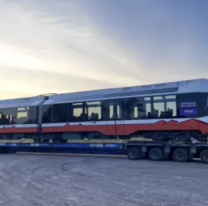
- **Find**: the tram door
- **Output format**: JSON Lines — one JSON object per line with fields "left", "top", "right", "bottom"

{"left": 108, "top": 103, "right": 117, "bottom": 135}
{"left": 104, "top": 101, "right": 116, "bottom": 136}
{"left": 104, "top": 100, "right": 126, "bottom": 137}
{"left": 115, "top": 103, "right": 126, "bottom": 137}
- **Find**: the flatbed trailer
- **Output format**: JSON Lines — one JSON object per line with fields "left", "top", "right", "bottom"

{"left": 1, "top": 141, "right": 208, "bottom": 163}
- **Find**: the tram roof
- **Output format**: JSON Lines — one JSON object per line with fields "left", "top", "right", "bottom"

{"left": 0, "top": 96, "right": 46, "bottom": 109}
{"left": 42, "top": 78, "right": 208, "bottom": 105}
{"left": 0, "top": 78, "right": 207, "bottom": 108}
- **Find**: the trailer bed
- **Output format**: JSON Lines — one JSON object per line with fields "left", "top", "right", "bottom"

{"left": 0, "top": 141, "right": 208, "bottom": 163}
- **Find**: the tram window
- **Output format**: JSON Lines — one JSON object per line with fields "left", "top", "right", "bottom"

{"left": 0, "top": 108, "right": 16, "bottom": 125}
{"left": 154, "top": 96, "right": 163, "bottom": 100}
{"left": 100, "top": 101, "right": 115, "bottom": 120}
{"left": 167, "top": 102, "right": 177, "bottom": 117}
{"left": 42, "top": 105, "right": 51, "bottom": 123}
{"left": 145, "top": 97, "right": 151, "bottom": 101}
{"left": 70, "top": 103, "right": 84, "bottom": 122}
{"left": 128, "top": 97, "right": 152, "bottom": 119}
{"left": 146, "top": 103, "right": 151, "bottom": 117}
{"left": 153, "top": 102, "right": 165, "bottom": 118}
{"left": 16, "top": 107, "right": 29, "bottom": 124}
{"left": 117, "top": 105, "right": 120, "bottom": 118}
{"left": 101, "top": 99, "right": 124, "bottom": 120}
{"left": 165, "top": 95, "right": 176, "bottom": 99}
{"left": 73, "top": 107, "right": 82, "bottom": 117}
{"left": 42, "top": 104, "right": 67, "bottom": 123}
{"left": 153, "top": 95, "right": 177, "bottom": 118}
{"left": 110, "top": 104, "right": 114, "bottom": 119}
{"left": 74, "top": 108, "right": 82, "bottom": 117}
{"left": 53, "top": 104, "right": 67, "bottom": 122}
{"left": 134, "top": 106, "right": 138, "bottom": 118}
{"left": 28, "top": 107, "right": 38, "bottom": 123}
{"left": 17, "top": 107, "right": 28, "bottom": 118}
{"left": 86, "top": 101, "right": 101, "bottom": 121}
{"left": 17, "top": 112, "right": 27, "bottom": 118}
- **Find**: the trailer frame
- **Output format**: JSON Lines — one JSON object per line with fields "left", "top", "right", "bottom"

{"left": 0, "top": 141, "right": 208, "bottom": 163}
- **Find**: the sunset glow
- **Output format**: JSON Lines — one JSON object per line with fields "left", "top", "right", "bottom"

{"left": 0, "top": 0, "right": 207, "bottom": 99}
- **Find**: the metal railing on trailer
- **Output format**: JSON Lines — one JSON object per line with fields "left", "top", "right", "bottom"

{"left": 0, "top": 141, "right": 208, "bottom": 163}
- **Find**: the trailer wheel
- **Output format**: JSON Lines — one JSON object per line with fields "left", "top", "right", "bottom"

{"left": 127, "top": 147, "right": 141, "bottom": 160}
{"left": 173, "top": 149, "right": 188, "bottom": 162}
{"left": 149, "top": 148, "right": 163, "bottom": 161}
{"left": 200, "top": 150, "right": 208, "bottom": 163}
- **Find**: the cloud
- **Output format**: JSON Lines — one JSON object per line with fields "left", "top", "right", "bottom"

{"left": 82, "top": 0, "right": 208, "bottom": 81}
{"left": 1, "top": 66, "right": 125, "bottom": 96}
{"left": 0, "top": 0, "right": 208, "bottom": 99}
{"left": 0, "top": 0, "right": 148, "bottom": 100}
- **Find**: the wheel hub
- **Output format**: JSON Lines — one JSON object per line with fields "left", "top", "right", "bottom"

{"left": 130, "top": 151, "right": 136, "bottom": 157}
{"left": 177, "top": 152, "right": 184, "bottom": 159}
{"left": 152, "top": 151, "right": 158, "bottom": 158}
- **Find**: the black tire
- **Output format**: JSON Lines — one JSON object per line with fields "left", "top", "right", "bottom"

{"left": 173, "top": 149, "right": 188, "bottom": 162}
{"left": 149, "top": 148, "right": 163, "bottom": 161}
{"left": 200, "top": 150, "right": 208, "bottom": 163}
{"left": 127, "top": 147, "right": 141, "bottom": 160}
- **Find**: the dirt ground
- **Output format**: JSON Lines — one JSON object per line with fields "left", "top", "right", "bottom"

{"left": 0, "top": 153, "right": 207, "bottom": 206}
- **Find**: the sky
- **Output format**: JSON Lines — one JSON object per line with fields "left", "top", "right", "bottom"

{"left": 0, "top": 0, "right": 208, "bottom": 99}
